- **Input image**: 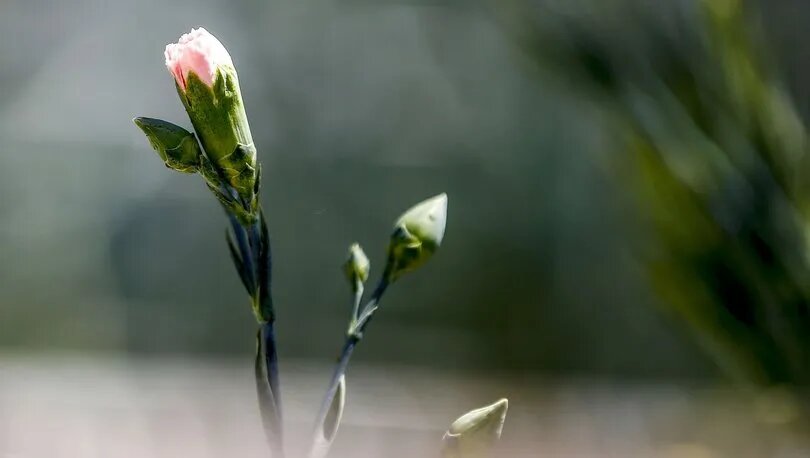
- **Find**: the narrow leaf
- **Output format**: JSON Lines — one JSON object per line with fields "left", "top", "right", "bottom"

{"left": 255, "top": 324, "right": 284, "bottom": 456}
{"left": 309, "top": 375, "right": 346, "bottom": 458}
{"left": 133, "top": 117, "right": 201, "bottom": 172}
{"left": 322, "top": 375, "right": 346, "bottom": 442}
{"left": 226, "top": 229, "right": 255, "bottom": 295}
{"left": 256, "top": 210, "right": 274, "bottom": 322}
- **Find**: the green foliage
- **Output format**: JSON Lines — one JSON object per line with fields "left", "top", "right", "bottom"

{"left": 496, "top": 0, "right": 810, "bottom": 385}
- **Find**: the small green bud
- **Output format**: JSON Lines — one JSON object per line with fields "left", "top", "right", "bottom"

{"left": 442, "top": 398, "right": 508, "bottom": 458}
{"left": 133, "top": 117, "right": 202, "bottom": 173}
{"left": 385, "top": 193, "right": 448, "bottom": 281}
{"left": 343, "top": 243, "right": 370, "bottom": 288}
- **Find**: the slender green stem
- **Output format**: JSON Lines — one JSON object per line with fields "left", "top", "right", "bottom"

{"left": 348, "top": 281, "right": 363, "bottom": 334}
{"left": 308, "top": 279, "right": 389, "bottom": 457}
{"left": 228, "top": 215, "right": 256, "bottom": 292}
{"left": 249, "top": 215, "right": 283, "bottom": 457}
{"left": 229, "top": 207, "right": 283, "bottom": 456}
{"left": 349, "top": 279, "right": 388, "bottom": 338}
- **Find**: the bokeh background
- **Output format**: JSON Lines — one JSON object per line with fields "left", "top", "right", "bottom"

{"left": 2, "top": 0, "right": 810, "bottom": 456}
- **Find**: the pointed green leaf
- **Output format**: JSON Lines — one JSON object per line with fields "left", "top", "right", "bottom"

{"left": 133, "top": 117, "right": 202, "bottom": 173}
{"left": 309, "top": 375, "right": 346, "bottom": 458}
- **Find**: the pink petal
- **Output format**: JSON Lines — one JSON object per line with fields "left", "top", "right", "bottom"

{"left": 164, "top": 27, "right": 233, "bottom": 91}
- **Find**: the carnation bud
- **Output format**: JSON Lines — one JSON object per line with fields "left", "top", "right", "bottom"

{"left": 343, "top": 243, "right": 370, "bottom": 290}
{"left": 385, "top": 193, "right": 448, "bottom": 281}
{"left": 441, "top": 398, "right": 508, "bottom": 458}
{"left": 133, "top": 117, "right": 202, "bottom": 173}
{"left": 165, "top": 27, "right": 257, "bottom": 198}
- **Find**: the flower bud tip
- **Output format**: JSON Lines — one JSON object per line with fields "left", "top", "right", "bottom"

{"left": 385, "top": 193, "right": 448, "bottom": 280}
{"left": 344, "top": 243, "right": 371, "bottom": 286}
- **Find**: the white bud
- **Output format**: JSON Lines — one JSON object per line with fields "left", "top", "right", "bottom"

{"left": 343, "top": 243, "right": 370, "bottom": 287}
{"left": 396, "top": 193, "right": 448, "bottom": 247}
{"left": 386, "top": 193, "right": 448, "bottom": 281}
{"left": 442, "top": 398, "right": 508, "bottom": 458}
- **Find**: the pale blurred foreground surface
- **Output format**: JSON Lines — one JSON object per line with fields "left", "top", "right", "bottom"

{"left": 1, "top": 353, "right": 808, "bottom": 458}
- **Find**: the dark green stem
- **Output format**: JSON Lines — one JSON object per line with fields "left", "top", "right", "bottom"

{"left": 308, "top": 279, "right": 389, "bottom": 456}
{"left": 256, "top": 321, "right": 284, "bottom": 457}
{"left": 228, "top": 206, "right": 282, "bottom": 456}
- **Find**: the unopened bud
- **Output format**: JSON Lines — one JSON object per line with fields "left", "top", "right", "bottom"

{"left": 133, "top": 117, "right": 201, "bottom": 173}
{"left": 442, "top": 398, "right": 508, "bottom": 458}
{"left": 165, "top": 27, "right": 257, "bottom": 198}
{"left": 343, "top": 243, "right": 370, "bottom": 289}
{"left": 385, "top": 193, "right": 448, "bottom": 281}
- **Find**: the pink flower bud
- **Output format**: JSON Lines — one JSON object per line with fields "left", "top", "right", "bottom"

{"left": 164, "top": 27, "right": 234, "bottom": 91}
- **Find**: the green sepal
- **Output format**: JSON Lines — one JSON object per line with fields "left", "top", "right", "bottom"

{"left": 177, "top": 72, "right": 241, "bottom": 163}
{"left": 384, "top": 225, "right": 429, "bottom": 282}
{"left": 384, "top": 193, "right": 447, "bottom": 282}
{"left": 218, "top": 143, "right": 258, "bottom": 201}
{"left": 206, "top": 181, "right": 256, "bottom": 225}
{"left": 344, "top": 243, "right": 370, "bottom": 288}
{"left": 199, "top": 154, "right": 223, "bottom": 188}
{"left": 199, "top": 154, "right": 258, "bottom": 226}
{"left": 176, "top": 70, "right": 257, "bottom": 194}
{"left": 133, "top": 117, "right": 202, "bottom": 173}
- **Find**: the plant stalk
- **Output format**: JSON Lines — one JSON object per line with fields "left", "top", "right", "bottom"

{"left": 308, "top": 279, "right": 389, "bottom": 456}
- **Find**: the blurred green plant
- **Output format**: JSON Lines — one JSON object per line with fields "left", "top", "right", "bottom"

{"left": 493, "top": 0, "right": 810, "bottom": 389}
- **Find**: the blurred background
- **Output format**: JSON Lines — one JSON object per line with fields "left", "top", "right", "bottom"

{"left": 2, "top": 0, "right": 810, "bottom": 456}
